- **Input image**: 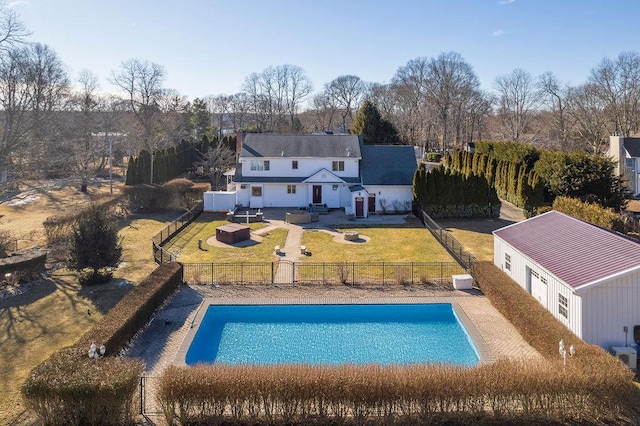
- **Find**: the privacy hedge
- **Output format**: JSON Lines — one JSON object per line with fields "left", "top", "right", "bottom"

{"left": 22, "top": 348, "right": 143, "bottom": 425}
{"left": 75, "top": 262, "right": 183, "bottom": 354}
{"left": 158, "top": 360, "right": 636, "bottom": 425}
{"left": 22, "top": 262, "right": 183, "bottom": 425}
{"left": 158, "top": 262, "right": 640, "bottom": 424}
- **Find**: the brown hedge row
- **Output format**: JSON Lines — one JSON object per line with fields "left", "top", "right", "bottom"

{"left": 157, "top": 262, "right": 640, "bottom": 424}
{"left": 22, "top": 263, "right": 183, "bottom": 425}
{"left": 75, "top": 262, "right": 183, "bottom": 355}
{"left": 158, "top": 360, "right": 635, "bottom": 425}
{"left": 22, "top": 348, "right": 143, "bottom": 425}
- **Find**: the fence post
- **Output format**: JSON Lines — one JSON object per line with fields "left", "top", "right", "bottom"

{"left": 352, "top": 262, "right": 355, "bottom": 285}
{"left": 271, "top": 262, "right": 275, "bottom": 284}
{"left": 140, "top": 376, "right": 144, "bottom": 415}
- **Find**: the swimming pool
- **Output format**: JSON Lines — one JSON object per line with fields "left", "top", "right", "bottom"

{"left": 185, "top": 303, "right": 479, "bottom": 366}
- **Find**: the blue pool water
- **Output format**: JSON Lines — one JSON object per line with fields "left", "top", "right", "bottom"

{"left": 185, "top": 304, "right": 479, "bottom": 366}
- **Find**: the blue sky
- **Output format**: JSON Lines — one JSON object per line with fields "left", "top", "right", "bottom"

{"left": 11, "top": 0, "right": 640, "bottom": 101}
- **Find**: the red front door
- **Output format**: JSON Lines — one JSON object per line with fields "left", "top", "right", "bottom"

{"left": 368, "top": 194, "right": 376, "bottom": 213}
{"left": 355, "top": 197, "right": 364, "bottom": 217}
{"left": 313, "top": 185, "right": 322, "bottom": 204}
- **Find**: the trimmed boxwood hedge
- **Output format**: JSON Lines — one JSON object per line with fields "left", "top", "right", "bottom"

{"left": 22, "top": 262, "right": 183, "bottom": 425}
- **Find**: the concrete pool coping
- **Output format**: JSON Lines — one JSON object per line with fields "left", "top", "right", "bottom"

{"left": 173, "top": 297, "right": 496, "bottom": 366}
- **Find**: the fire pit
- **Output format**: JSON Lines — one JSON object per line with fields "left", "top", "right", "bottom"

{"left": 344, "top": 231, "right": 359, "bottom": 241}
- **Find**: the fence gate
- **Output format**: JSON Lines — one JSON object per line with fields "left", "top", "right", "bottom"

{"left": 273, "top": 260, "right": 294, "bottom": 284}
{"left": 140, "top": 376, "right": 162, "bottom": 416}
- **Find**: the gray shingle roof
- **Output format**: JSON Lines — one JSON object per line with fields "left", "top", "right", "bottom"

{"left": 623, "top": 137, "right": 640, "bottom": 157}
{"left": 360, "top": 143, "right": 417, "bottom": 186}
{"left": 240, "top": 134, "right": 362, "bottom": 158}
{"left": 493, "top": 210, "right": 640, "bottom": 290}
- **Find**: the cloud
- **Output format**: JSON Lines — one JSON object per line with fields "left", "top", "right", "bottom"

{"left": 492, "top": 29, "right": 507, "bottom": 37}
{"left": 7, "top": 0, "right": 30, "bottom": 8}
{"left": 499, "top": 0, "right": 516, "bottom": 4}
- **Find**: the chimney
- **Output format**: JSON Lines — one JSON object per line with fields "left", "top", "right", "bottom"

{"left": 236, "top": 131, "right": 244, "bottom": 162}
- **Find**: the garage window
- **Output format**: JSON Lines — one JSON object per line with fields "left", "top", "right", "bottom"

{"left": 504, "top": 253, "right": 511, "bottom": 271}
{"left": 559, "top": 293, "right": 568, "bottom": 318}
{"left": 287, "top": 185, "right": 296, "bottom": 194}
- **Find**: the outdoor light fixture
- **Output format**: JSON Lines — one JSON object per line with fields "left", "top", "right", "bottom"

{"left": 559, "top": 339, "right": 576, "bottom": 371}
{"left": 88, "top": 342, "right": 106, "bottom": 359}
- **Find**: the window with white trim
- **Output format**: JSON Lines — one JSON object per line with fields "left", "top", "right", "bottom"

{"left": 504, "top": 253, "right": 511, "bottom": 271}
{"left": 558, "top": 293, "right": 568, "bottom": 318}
{"left": 251, "top": 186, "right": 262, "bottom": 197}
{"left": 287, "top": 185, "right": 296, "bottom": 194}
{"left": 332, "top": 161, "right": 344, "bottom": 171}
{"left": 292, "top": 160, "right": 298, "bottom": 169}
{"left": 250, "top": 160, "right": 270, "bottom": 171}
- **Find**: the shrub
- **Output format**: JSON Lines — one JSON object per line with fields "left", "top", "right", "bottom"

{"left": 22, "top": 347, "right": 143, "bottom": 425}
{"left": 424, "top": 152, "right": 442, "bottom": 162}
{"left": 68, "top": 205, "right": 123, "bottom": 286}
{"left": 552, "top": 196, "right": 625, "bottom": 232}
{"left": 75, "top": 262, "right": 183, "bottom": 354}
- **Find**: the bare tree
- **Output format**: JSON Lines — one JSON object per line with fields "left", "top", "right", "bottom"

{"left": 537, "top": 72, "right": 571, "bottom": 146}
{"left": 207, "top": 94, "right": 231, "bottom": 138}
{"left": 494, "top": 68, "right": 539, "bottom": 142}
{"left": 426, "top": 52, "right": 481, "bottom": 151}
{"left": 196, "top": 141, "right": 235, "bottom": 190}
{"left": 0, "top": 5, "right": 29, "bottom": 51}
{"left": 228, "top": 92, "right": 251, "bottom": 132}
{"left": 282, "top": 64, "right": 313, "bottom": 131}
{"left": 325, "top": 74, "right": 367, "bottom": 133}
{"left": 588, "top": 51, "right": 640, "bottom": 137}
{"left": 110, "top": 58, "right": 166, "bottom": 151}
{"left": 0, "top": 42, "right": 69, "bottom": 182}
{"left": 566, "top": 83, "right": 609, "bottom": 153}
{"left": 241, "top": 64, "right": 312, "bottom": 133}
{"left": 310, "top": 91, "right": 338, "bottom": 132}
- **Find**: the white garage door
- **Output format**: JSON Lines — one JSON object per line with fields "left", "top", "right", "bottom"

{"left": 530, "top": 270, "right": 547, "bottom": 308}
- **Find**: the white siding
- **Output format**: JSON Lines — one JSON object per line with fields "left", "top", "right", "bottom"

{"left": 493, "top": 236, "right": 582, "bottom": 340}
{"left": 261, "top": 184, "right": 308, "bottom": 208}
{"left": 494, "top": 234, "right": 640, "bottom": 348}
{"left": 579, "top": 269, "right": 640, "bottom": 348}
{"left": 363, "top": 186, "right": 413, "bottom": 212}
{"left": 240, "top": 157, "right": 359, "bottom": 180}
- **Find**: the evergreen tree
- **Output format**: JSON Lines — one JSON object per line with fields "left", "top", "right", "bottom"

{"left": 68, "top": 205, "right": 123, "bottom": 286}
{"left": 125, "top": 156, "right": 136, "bottom": 185}
{"left": 350, "top": 100, "right": 401, "bottom": 144}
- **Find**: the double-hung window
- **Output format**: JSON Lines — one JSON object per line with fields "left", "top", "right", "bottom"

{"left": 250, "top": 160, "right": 270, "bottom": 171}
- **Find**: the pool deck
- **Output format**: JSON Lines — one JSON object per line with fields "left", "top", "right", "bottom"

{"left": 125, "top": 285, "right": 542, "bottom": 378}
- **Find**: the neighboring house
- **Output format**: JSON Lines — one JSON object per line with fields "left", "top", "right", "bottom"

{"left": 609, "top": 135, "right": 640, "bottom": 196}
{"left": 203, "top": 133, "right": 416, "bottom": 217}
{"left": 493, "top": 210, "right": 640, "bottom": 350}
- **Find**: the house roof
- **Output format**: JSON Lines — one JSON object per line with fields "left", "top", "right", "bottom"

{"left": 240, "top": 134, "right": 362, "bottom": 158}
{"left": 622, "top": 137, "right": 640, "bottom": 157}
{"left": 359, "top": 143, "right": 417, "bottom": 186}
{"left": 493, "top": 210, "right": 640, "bottom": 291}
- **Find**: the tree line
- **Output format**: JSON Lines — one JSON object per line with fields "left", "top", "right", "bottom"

{"left": 1, "top": 5, "right": 640, "bottom": 188}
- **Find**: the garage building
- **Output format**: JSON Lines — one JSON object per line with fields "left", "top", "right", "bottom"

{"left": 493, "top": 210, "right": 640, "bottom": 350}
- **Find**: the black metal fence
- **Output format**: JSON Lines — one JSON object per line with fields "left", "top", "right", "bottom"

{"left": 152, "top": 201, "right": 203, "bottom": 264}
{"left": 182, "top": 261, "right": 463, "bottom": 286}
{"left": 420, "top": 210, "right": 477, "bottom": 270}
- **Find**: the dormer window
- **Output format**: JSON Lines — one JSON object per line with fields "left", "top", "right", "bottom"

{"left": 332, "top": 161, "right": 344, "bottom": 172}
{"left": 292, "top": 160, "right": 298, "bottom": 169}
{"left": 250, "top": 160, "right": 270, "bottom": 171}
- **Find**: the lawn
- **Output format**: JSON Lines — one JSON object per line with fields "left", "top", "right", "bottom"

{"left": 174, "top": 214, "right": 288, "bottom": 263}
{"left": 438, "top": 218, "right": 509, "bottom": 262}
{"left": 300, "top": 226, "right": 455, "bottom": 262}
{"left": 0, "top": 181, "right": 179, "bottom": 424}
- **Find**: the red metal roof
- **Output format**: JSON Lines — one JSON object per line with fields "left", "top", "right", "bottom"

{"left": 493, "top": 211, "right": 640, "bottom": 290}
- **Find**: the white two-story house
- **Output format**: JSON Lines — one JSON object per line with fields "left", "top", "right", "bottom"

{"left": 204, "top": 133, "right": 416, "bottom": 217}
{"left": 609, "top": 135, "right": 640, "bottom": 196}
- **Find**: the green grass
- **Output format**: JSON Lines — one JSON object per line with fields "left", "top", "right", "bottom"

{"left": 438, "top": 219, "right": 508, "bottom": 262}
{"left": 300, "top": 227, "right": 455, "bottom": 263}
{"left": 176, "top": 217, "right": 287, "bottom": 263}
{"left": 0, "top": 210, "right": 176, "bottom": 424}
